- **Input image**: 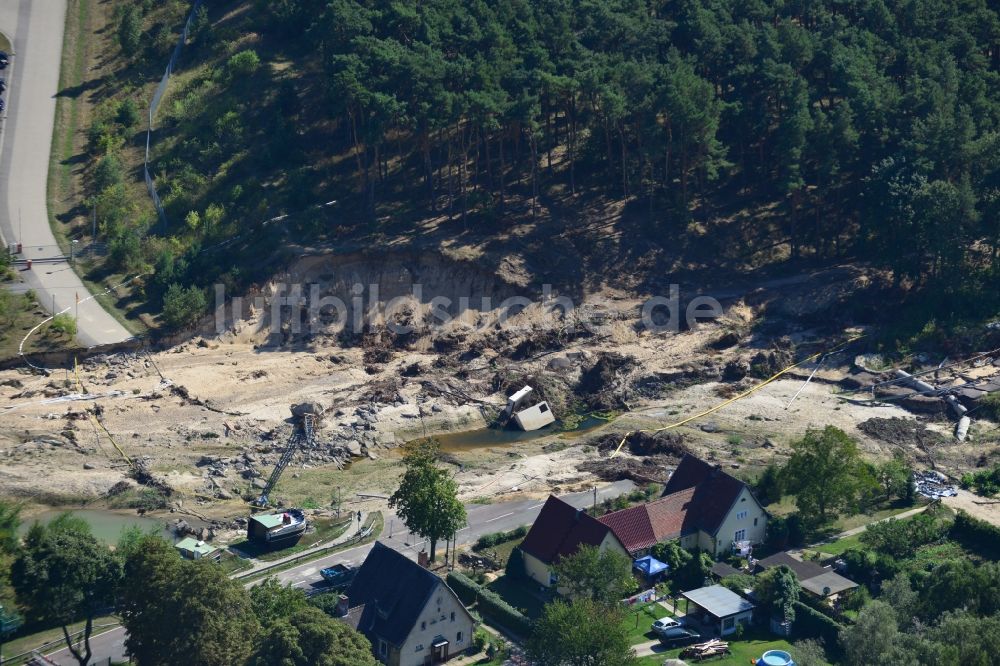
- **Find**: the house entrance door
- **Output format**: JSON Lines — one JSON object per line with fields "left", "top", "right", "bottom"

{"left": 432, "top": 639, "right": 449, "bottom": 663}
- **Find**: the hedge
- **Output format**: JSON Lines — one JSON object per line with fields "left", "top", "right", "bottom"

{"left": 950, "top": 510, "right": 1000, "bottom": 557}
{"left": 447, "top": 571, "right": 480, "bottom": 606}
{"left": 446, "top": 571, "right": 532, "bottom": 636}
{"left": 474, "top": 525, "right": 528, "bottom": 550}
{"left": 792, "top": 600, "right": 844, "bottom": 648}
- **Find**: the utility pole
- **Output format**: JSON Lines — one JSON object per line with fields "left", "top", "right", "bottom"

{"left": 593, "top": 485, "right": 597, "bottom": 511}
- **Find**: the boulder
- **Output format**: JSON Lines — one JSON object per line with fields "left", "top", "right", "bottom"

{"left": 291, "top": 401, "right": 326, "bottom": 419}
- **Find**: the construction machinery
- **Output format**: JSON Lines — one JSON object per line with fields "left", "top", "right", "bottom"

{"left": 254, "top": 413, "right": 315, "bottom": 507}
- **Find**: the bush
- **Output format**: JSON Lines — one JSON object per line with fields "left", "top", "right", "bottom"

{"left": 162, "top": 283, "right": 207, "bottom": 329}
{"left": 117, "top": 98, "right": 142, "bottom": 128}
{"left": 791, "top": 600, "right": 844, "bottom": 646}
{"left": 93, "top": 154, "right": 125, "bottom": 191}
{"left": 445, "top": 571, "right": 531, "bottom": 635}
{"left": 474, "top": 525, "right": 527, "bottom": 550}
{"left": 859, "top": 513, "right": 948, "bottom": 559}
{"left": 49, "top": 313, "right": 77, "bottom": 337}
{"left": 959, "top": 465, "right": 1000, "bottom": 497}
{"left": 950, "top": 510, "right": 1000, "bottom": 555}
{"left": 118, "top": 6, "right": 142, "bottom": 57}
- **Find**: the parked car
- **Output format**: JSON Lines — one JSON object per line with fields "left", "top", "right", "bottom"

{"left": 651, "top": 617, "right": 682, "bottom": 635}
{"left": 0, "top": 79, "right": 6, "bottom": 93}
{"left": 0, "top": 98, "right": 5, "bottom": 114}
{"left": 0, "top": 51, "right": 8, "bottom": 68}
{"left": 657, "top": 627, "right": 703, "bottom": 646}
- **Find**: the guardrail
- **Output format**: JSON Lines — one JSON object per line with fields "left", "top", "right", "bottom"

{"left": 0, "top": 622, "right": 118, "bottom": 666}
{"left": 234, "top": 521, "right": 377, "bottom": 580}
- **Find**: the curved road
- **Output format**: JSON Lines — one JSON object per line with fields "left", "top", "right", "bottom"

{"left": 0, "top": 0, "right": 131, "bottom": 347}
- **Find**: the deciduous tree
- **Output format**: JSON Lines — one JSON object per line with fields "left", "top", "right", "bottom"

{"left": 527, "top": 599, "right": 636, "bottom": 666}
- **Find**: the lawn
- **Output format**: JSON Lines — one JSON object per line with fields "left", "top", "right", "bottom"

{"left": 472, "top": 536, "right": 525, "bottom": 567}
{"left": 635, "top": 628, "right": 799, "bottom": 665}
{"left": 622, "top": 601, "right": 674, "bottom": 644}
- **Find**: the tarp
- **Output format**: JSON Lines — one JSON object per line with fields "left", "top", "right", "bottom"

{"left": 633, "top": 555, "right": 668, "bottom": 577}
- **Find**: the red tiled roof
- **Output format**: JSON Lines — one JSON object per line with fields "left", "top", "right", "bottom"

{"left": 661, "top": 454, "right": 749, "bottom": 536}
{"left": 598, "top": 487, "right": 698, "bottom": 552}
{"left": 520, "top": 496, "right": 620, "bottom": 564}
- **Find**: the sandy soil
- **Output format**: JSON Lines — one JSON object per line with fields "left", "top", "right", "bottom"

{"left": 2, "top": 251, "right": 998, "bottom": 527}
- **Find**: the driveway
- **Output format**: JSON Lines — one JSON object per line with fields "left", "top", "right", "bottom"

{"left": 44, "top": 481, "right": 636, "bottom": 664}
{"left": 0, "top": 0, "right": 132, "bottom": 347}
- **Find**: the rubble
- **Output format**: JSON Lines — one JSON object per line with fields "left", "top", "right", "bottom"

{"left": 913, "top": 470, "right": 957, "bottom": 498}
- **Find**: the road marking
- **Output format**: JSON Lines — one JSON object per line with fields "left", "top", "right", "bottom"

{"left": 484, "top": 512, "right": 515, "bottom": 523}
{"left": 528, "top": 502, "right": 544, "bottom": 509}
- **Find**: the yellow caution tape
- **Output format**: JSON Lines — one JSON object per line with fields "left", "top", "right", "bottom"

{"left": 75, "top": 357, "right": 133, "bottom": 467}
{"left": 610, "top": 335, "right": 864, "bottom": 458}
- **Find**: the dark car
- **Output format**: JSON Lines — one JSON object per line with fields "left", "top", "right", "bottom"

{"left": 0, "top": 98, "right": 5, "bottom": 114}
{"left": 0, "top": 51, "right": 8, "bottom": 68}
{"left": 657, "top": 627, "right": 703, "bottom": 646}
{"left": 0, "top": 79, "right": 6, "bottom": 93}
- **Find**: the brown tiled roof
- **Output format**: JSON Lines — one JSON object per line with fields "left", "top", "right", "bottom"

{"left": 598, "top": 487, "right": 698, "bottom": 552}
{"left": 661, "top": 454, "right": 750, "bottom": 536}
{"left": 520, "top": 495, "right": 619, "bottom": 564}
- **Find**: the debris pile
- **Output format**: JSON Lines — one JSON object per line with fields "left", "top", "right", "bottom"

{"left": 913, "top": 470, "right": 957, "bottom": 499}
{"left": 594, "top": 431, "right": 689, "bottom": 458}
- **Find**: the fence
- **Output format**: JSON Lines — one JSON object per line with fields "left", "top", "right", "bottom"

{"left": 144, "top": 0, "right": 204, "bottom": 231}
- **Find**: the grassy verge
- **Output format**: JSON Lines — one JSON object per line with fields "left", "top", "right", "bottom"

{"left": 1, "top": 615, "right": 119, "bottom": 665}
{"left": 0, "top": 287, "right": 81, "bottom": 360}
{"left": 239, "top": 511, "right": 383, "bottom": 583}
{"left": 45, "top": 0, "right": 150, "bottom": 336}
{"left": 0, "top": 31, "right": 11, "bottom": 54}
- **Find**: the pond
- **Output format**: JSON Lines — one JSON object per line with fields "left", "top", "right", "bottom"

{"left": 427, "top": 414, "right": 611, "bottom": 453}
{"left": 18, "top": 509, "right": 175, "bottom": 544}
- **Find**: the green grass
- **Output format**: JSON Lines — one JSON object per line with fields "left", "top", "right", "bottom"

{"left": 808, "top": 532, "right": 863, "bottom": 557}
{"left": 622, "top": 601, "right": 674, "bottom": 644}
{"left": 1, "top": 615, "right": 119, "bottom": 665}
{"left": 484, "top": 575, "right": 547, "bottom": 619}
{"left": 635, "top": 628, "right": 797, "bottom": 665}
{"left": 0, "top": 30, "right": 11, "bottom": 54}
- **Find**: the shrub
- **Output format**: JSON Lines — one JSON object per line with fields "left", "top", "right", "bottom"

{"left": 49, "top": 313, "right": 77, "bottom": 337}
{"left": 445, "top": 571, "right": 531, "bottom": 635}
{"left": 117, "top": 98, "right": 142, "bottom": 128}
{"left": 93, "top": 154, "right": 125, "bottom": 191}
{"left": 791, "top": 600, "right": 844, "bottom": 646}
{"left": 474, "top": 526, "right": 527, "bottom": 551}
{"left": 162, "top": 283, "right": 207, "bottom": 329}
{"left": 950, "top": 510, "right": 1000, "bottom": 555}
{"left": 118, "top": 6, "right": 142, "bottom": 57}
{"left": 226, "top": 50, "right": 261, "bottom": 79}
{"left": 505, "top": 547, "right": 525, "bottom": 579}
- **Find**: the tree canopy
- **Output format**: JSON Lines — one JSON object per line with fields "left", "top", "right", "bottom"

{"left": 552, "top": 544, "right": 634, "bottom": 604}
{"left": 388, "top": 439, "right": 466, "bottom": 561}
{"left": 527, "top": 598, "right": 637, "bottom": 666}
{"left": 782, "top": 426, "right": 874, "bottom": 524}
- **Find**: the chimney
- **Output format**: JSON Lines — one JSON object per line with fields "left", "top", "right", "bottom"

{"left": 336, "top": 594, "right": 350, "bottom": 617}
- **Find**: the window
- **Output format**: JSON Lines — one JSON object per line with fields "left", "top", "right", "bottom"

{"left": 421, "top": 621, "right": 426, "bottom": 630}
{"left": 754, "top": 517, "right": 758, "bottom": 526}
{"left": 415, "top": 645, "right": 424, "bottom": 653}
{"left": 378, "top": 639, "right": 388, "bottom": 659}
{"left": 539, "top": 403, "right": 549, "bottom": 412}
{"left": 734, "top": 529, "right": 746, "bottom": 541}
{"left": 723, "top": 618, "right": 735, "bottom": 630}
{"left": 736, "top": 511, "right": 747, "bottom": 520}
{"left": 450, "top": 612, "right": 455, "bottom": 622}
{"left": 457, "top": 631, "right": 463, "bottom": 644}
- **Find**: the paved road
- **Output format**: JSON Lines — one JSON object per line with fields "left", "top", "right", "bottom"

{"left": 46, "top": 481, "right": 636, "bottom": 664}
{"left": 0, "top": 0, "right": 132, "bottom": 347}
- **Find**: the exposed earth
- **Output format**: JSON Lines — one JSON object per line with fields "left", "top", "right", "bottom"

{"left": 2, "top": 251, "right": 1000, "bottom": 533}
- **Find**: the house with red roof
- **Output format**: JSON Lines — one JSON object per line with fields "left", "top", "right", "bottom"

{"left": 597, "top": 454, "right": 767, "bottom": 557}
{"left": 519, "top": 456, "right": 768, "bottom": 589}
{"left": 519, "top": 495, "right": 629, "bottom": 589}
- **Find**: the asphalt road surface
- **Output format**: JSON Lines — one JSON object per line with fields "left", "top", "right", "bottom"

{"left": 0, "top": 0, "right": 132, "bottom": 347}
{"left": 45, "top": 481, "right": 635, "bottom": 664}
